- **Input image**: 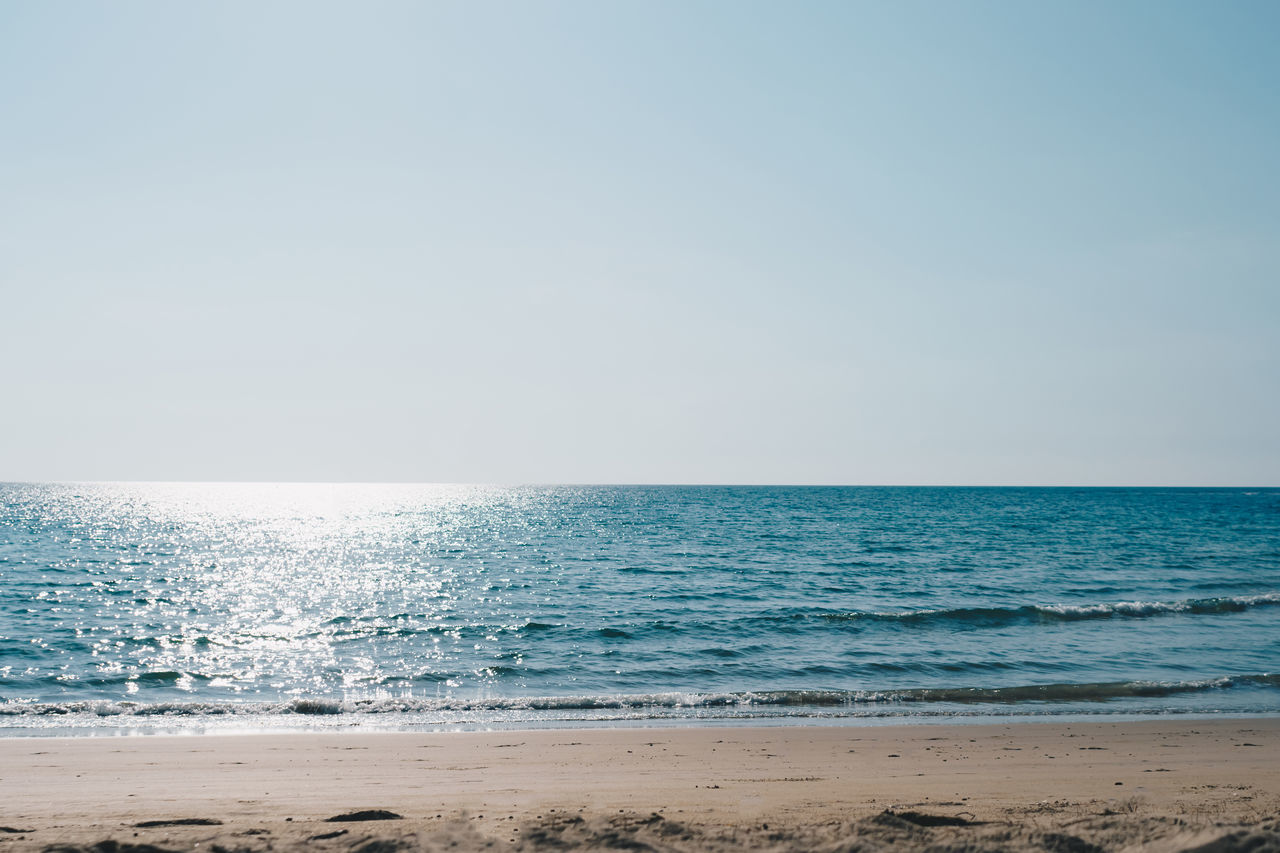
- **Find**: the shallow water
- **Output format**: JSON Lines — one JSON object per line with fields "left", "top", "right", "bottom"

{"left": 1, "top": 483, "right": 1277, "bottom": 732}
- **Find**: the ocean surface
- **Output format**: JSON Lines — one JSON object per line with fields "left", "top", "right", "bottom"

{"left": 1, "top": 483, "right": 1278, "bottom": 735}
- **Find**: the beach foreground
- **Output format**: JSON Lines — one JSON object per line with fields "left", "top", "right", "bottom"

{"left": 2, "top": 719, "right": 1278, "bottom": 852}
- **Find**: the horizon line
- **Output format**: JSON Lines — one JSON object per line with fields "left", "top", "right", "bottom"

{"left": 1, "top": 480, "right": 1275, "bottom": 490}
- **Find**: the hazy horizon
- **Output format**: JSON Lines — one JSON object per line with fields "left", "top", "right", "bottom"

{"left": 2, "top": 480, "right": 1275, "bottom": 489}
{"left": 3, "top": 1, "right": 1277, "bottom": 486}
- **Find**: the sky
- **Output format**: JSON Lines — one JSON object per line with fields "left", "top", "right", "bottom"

{"left": 2, "top": 1, "right": 1277, "bottom": 485}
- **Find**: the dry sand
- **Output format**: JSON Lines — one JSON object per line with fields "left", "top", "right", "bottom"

{"left": 2, "top": 718, "right": 1278, "bottom": 852}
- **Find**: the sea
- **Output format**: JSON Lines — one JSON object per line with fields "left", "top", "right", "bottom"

{"left": 1, "top": 483, "right": 1277, "bottom": 736}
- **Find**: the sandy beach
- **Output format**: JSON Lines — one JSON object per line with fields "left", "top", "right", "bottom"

{"left": 1, "top": 718, "right": 1277, "bottom": 851}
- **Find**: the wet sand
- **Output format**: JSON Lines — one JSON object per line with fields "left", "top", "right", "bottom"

{"left": 2, "top": 718, "right": 1278, "bottom": 851}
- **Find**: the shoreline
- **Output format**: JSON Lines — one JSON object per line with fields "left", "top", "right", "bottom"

{"left": 2, "top": 717, "right": 1278, "bottom": 851}
{"left": 4, "top": 708, "right": 1280, "bottom": 740}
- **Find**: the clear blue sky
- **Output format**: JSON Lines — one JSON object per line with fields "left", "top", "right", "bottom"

{"left": 2, "top": 1, "right": 1277, "bottom": 484}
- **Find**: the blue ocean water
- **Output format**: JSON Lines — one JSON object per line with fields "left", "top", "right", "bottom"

{"left": 1, "top": 483, "right": 1278, "bottom": 734}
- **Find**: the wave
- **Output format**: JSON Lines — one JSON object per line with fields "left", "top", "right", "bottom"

{"left": 816, "top": 593, "right": 1280, "bottom": 630}
{"left": 2, "top": 674, "right": 1277, "bottom": 719}
{"left": 235, "top": 593, "right": 1280, "bottom": 648}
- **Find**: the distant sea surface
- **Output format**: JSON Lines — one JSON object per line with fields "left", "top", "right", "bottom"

{"left": 1, "top": 484, "right": 1278, "bottom": 735}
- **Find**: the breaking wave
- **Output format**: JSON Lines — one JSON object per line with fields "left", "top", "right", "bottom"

{"left": 3, "top": 674, "right": 1277, "bottom": 720}
{"left": 815, "top": 593, "right": 1280, "bottom": 629}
